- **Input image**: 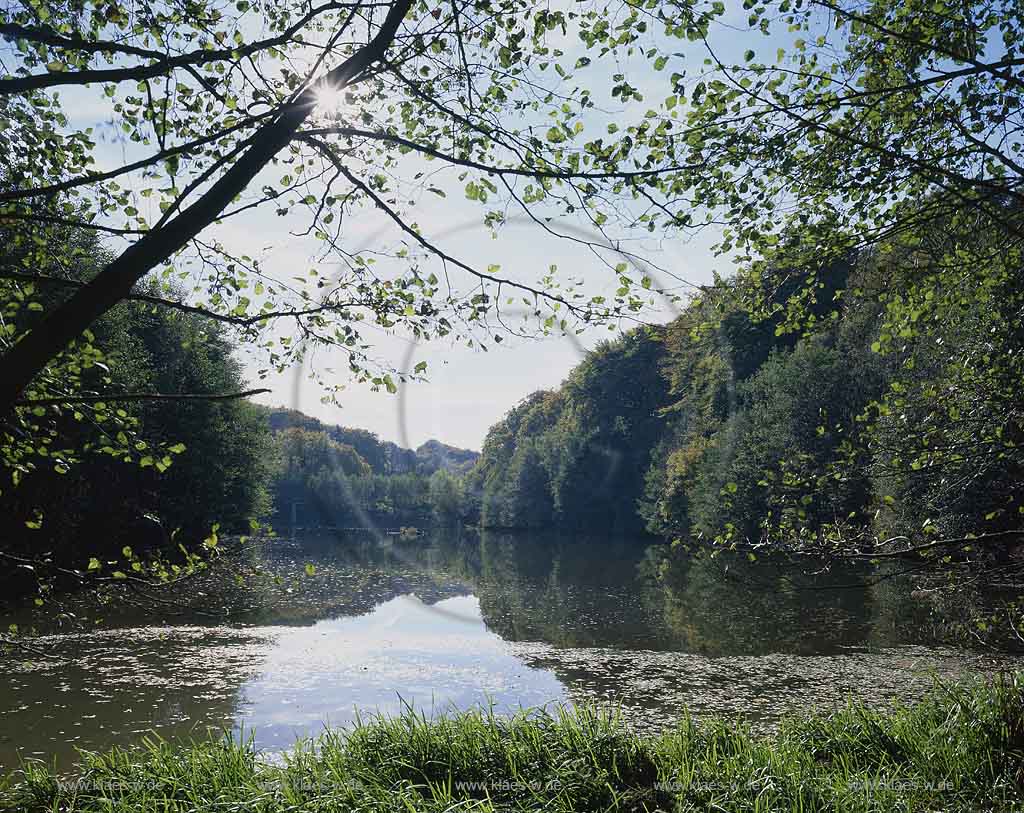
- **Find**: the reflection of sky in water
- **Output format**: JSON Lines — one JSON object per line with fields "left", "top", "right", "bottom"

{"left": 235, "top": 595, "right": 566, "bottom": 748}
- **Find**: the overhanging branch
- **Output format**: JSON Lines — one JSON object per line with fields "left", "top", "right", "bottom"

{"left": 300, "top": 126, "right": 702, "bottom": 180}
{"left": 0, "top": 270, "right": 365, "bottom": 327}
{"left": 0, "top": 0, "right": 415, "bottom": 414}
{"left": 303, "top": 134, "right": 589, "bottom": 316}
{"left": 0, "top": 3, "right": 375, "bottom": 95}
{"left": 16, "top": 389, "right": 271, "bottom": 407}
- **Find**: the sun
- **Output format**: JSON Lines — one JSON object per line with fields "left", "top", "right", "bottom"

{"left": 315, "top": 85, "right": 345, "bottom": 116}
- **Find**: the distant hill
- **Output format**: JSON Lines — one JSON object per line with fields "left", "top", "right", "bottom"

{"left": 263, "top": 408, "right": 478, "bottom": 476}
{"left": 414, "top": 438, "right": 479, "bottom": 475}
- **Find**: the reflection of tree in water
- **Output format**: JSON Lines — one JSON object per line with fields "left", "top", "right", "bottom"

{"left": 638, "top": 548, "right": 884, "bottom": 656}
{"left": 468, "top": 531, "right": 880, "bottom": 654}
{"left": 865, "top": 564, "right": 1024, "bottom": 652}
{"left": 23, "top": 529, "right": 997, "bottom": 654}
{"left": 6, "top": 533, "right": 479, "bottom": 634}
{"left": 439, "top": 533, "right": 1018, "bottom": 733}
{"left": 473, "top": 531, "right": 674, "bottom": 649}
{"left": 223, "top": 533, "right": 479, "bottom": 626}
{"left": 637, "top": 546, "right": 1008, "bottom": 656}
{"left": 5, "top": 529, "right": 1016, "bottom": 769}
{"left": 0, "top": 531, "right": 486, "bottom": 773}
{"left": 444, "top": 531, "right": 998, "bottom": 657}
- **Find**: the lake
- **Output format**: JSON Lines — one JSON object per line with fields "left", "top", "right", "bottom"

{"left": 0, "top": 530, "right": 1018, "bottom": 771}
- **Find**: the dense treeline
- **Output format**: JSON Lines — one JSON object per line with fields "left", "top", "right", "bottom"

{"left": 264, "top": 408, "right": 477, "bottom": 531}
{"left": 0, "top": 226, "right": 479, "bottom": 597}
{"left": 0, "top": 229, "right": 273, "bottom": 592}
{"left": 5, "top": 211, "right": 1020, "bottom": 600}
{"left": 466, "top": 224, "right": 1024, "bottom": 563}
{"left": 464, "top": 330, "right": 669, "bottom": 532}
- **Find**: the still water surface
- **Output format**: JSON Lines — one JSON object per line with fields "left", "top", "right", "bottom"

{"left": 0, "top": 531, "right": 1018, "bottom": 770}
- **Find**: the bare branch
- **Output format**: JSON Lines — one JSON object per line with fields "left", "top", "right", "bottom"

{"left": 839, "top": 530, "right": 1024, "bottom": 560}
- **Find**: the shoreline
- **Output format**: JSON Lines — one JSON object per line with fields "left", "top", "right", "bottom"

{"left": 5, "top": 674, "right": 1023, "bottom": 812}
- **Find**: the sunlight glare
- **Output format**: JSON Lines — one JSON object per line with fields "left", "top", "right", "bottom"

{"left": 315, "top": 85, "right": 345, "bottom": 116}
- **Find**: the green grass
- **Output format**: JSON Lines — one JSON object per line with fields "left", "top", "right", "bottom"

{"left": 4, "top": 674, "right": 1023, "bottom": 812}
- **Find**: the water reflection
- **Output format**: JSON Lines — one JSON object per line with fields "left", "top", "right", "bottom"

{"left": 0, "top": 530, "right": 1018, "bottom": 771}
{"left": 236, "top": 594, "right": 566, "bottom": 749}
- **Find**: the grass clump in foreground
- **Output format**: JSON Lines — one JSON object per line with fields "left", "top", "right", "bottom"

{"left": 4, "top": 674, "right": 1024, "bottom": 812}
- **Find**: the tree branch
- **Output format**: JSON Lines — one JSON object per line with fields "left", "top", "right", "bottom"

{"left": 811, "top": 0, "right": 1024, "bottom": 92}
{"left": 0, "top": 3, "right": 372, "bottom": 95}
{"left": 839, "top": 529, "right": 1024, "bottom": 560}
{"left": 0, "top": 269, "right": 368, "bottom": 327}
{"left": 304, "top": 135, "right": 591, "bottom": 315}
{"left": 15, "top": 389, "right": 271, "bottom": 407}
{"left": 0, "top": 111, "right": 274, "bottom": 203}
{"left": 300, "top": 126, "right": 701, "bottom": 180}
{"left": 0, "top": 0, "right": 416, "bottom": 414}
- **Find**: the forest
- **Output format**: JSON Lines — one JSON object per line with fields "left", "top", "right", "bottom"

{"left": 1, "top": 186, "right": 1022, "bottom": 645}
{"left": 266, "top": 407, "right": 477, "bottom": 530}
{"left": 1, "top": 0, "right": 1020, "bottom": 606}
{"left": 469, "top": 223, "right": 1024, "bottom": 556}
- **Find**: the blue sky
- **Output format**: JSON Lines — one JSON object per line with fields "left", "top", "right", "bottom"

{"left": 249, "top": 213, "right": 722, "bottom": 451}
{"left": 35, "top": 1, "right": 786, "bottom": 450}
{"left": 229, "top": 7, "right": 758, "bottom": 450}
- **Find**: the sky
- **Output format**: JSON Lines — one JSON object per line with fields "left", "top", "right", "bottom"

{"left": 34, "top": 1, "right": 774, "bottom": 451}
{"left": 248, "top": 217, "right": 722, "bottom": 451}
{"left": 216, "top": 136, "right": 727, "bottom": 450}
{"left": 226, "top": 6, "right": 749, "bottom": 451}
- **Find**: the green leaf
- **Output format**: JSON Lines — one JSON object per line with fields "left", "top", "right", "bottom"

{"left": 545, "top": 127, "right": 565, "bottom": 143}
